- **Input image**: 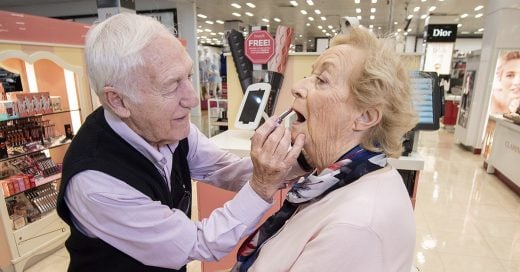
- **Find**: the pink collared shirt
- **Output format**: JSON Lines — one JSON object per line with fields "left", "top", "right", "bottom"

{"left": 64, "top": 109, "right": 272, "bottom": 269}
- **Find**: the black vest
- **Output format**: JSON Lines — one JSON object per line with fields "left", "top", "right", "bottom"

{"left": 57, "top": 107, "right": 191, "bottom": 272}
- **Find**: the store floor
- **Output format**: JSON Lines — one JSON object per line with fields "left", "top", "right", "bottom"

{"left": 23, "top": 127, "right": 519, "bottom": 272}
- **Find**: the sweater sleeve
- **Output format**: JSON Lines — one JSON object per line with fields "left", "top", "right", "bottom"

{"left": 289, "top": 223, "right": 384, "bottom": 272}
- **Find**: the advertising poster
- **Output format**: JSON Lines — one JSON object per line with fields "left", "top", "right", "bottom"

{"left": 423, "top": 43, "right": 454, "bottom": 75}
{"left": 458, "top": 70, "right": 476, "bottom": 128}
{"left": 489, "top": 50, "right": 520, "bottom": 114}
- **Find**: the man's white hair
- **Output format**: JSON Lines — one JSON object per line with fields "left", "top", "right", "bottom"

{"left": 85, "top": 13, "right": 173, "bottom": 102}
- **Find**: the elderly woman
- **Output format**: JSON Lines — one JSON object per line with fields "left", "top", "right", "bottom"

{"left": 234, "top": 26, "right": 418, "bottom": 272}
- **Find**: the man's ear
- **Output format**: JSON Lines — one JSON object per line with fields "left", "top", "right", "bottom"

{"left": 353, "top": 108, "right": 382, "bottom": 131}
{"left": 103, "top": 86, "right": 131, "bottom": 118}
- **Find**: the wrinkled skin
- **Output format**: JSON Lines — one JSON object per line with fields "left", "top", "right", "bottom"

{"left": 290, "top": 44, "right": 369, "bottom": 172}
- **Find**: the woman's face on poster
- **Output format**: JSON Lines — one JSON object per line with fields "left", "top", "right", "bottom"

{"left": 500, "top": 58, "right": 520, "bottom": 94}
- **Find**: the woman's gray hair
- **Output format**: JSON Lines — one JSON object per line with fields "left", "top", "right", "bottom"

{"left": 85, "top": 13, "right": 173, "bottom": 102}
{"left": 330, "top": 27, "right": 418, "bottom": 158}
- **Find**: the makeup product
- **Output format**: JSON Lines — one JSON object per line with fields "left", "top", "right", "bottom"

{"left": 277, "top": 108, "right": 294, "bottom": 124}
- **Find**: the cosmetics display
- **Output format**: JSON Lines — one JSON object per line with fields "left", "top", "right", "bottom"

{"left": 5, "top": 182, "right": 58, "bottom": 230}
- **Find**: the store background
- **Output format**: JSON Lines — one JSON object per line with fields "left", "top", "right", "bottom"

{"left": 0, "top": 0, "right": 519, "bottom": 271}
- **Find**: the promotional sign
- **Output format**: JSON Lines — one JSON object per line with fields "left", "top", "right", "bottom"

{"left": 424, "top": 24, "right": 458, "bottom": 43}
{"left": 423, "top": 43, "right": 455, "bottom": 75}
{"left": 245, "top": 30, "right": 275, "bottom": 64}
{"left": 458, "top": 70, "right": 476, "bottom": 128}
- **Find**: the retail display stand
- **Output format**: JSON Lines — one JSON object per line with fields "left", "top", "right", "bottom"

{"left": 0, "top": 11, "right": 91, "bottom": 272}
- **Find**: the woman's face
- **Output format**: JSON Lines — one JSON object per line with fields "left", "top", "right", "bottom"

{"left": 500, "top": 58, "right": 520, "bottom": 95}
{"left": 290, "top": 44, "right": 366, "bottom": 171}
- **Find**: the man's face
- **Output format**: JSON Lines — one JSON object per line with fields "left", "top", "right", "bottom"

{"left": 124, "top": 35, "right": 199, "bottom": 146}
{"left": 290, "top": 44, "right": 365, "bottom": 169}
{"left": 500, "top": 58, "right": 520, "bottom": 95}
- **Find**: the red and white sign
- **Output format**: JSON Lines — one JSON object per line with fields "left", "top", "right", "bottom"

{"left": 245, "top": 30, "right": 275, "bottom": 64}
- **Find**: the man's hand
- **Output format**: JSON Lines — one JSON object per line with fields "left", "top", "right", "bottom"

{"left": 249, "top": 117, "right": 305, "bottom": 202}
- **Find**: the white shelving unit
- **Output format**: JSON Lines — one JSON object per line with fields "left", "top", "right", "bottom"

{"left": 207, "top": 98, "right": 228, "bottom": 137}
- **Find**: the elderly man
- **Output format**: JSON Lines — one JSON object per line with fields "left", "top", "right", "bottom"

{"left": 56, "top": 13, "right": 304, "bottom": 272}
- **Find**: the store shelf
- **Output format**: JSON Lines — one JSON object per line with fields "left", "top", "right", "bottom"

{"left": 0, "top": 108, "right": 80, "bottom": 122}
{"left": 34, "top": 173, "right": 61, "bottom": 187}
{"left": 1, "top": 136, "right": 71, "bottom": 163}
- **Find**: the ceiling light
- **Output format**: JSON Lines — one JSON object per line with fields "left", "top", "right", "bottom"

{"left": 326, "top": 33, "right": 331, "bottom": 36}
{"left": 274, "top": 18, "right": 281, "bottom": 22}
{"left": 315, "top": 9, "right": 321, "bottom": 14}
{"left": 301, "top": 10, "right": 308, "bottom": 15}
{"left": 421, "top": 0, "right": 426, "bottom": 2}
{"left": 246, "top": 3, "right": 256, "bottom": 8}
{"left": 332, "top": 29, "right": 336, "bottom": 32}
{"left": 378, "top": 26, "right": 382, "bottom": 29}
{"left": 262, "top": 18, "right": 269, "bottom": 22}
{"left": 475, "top": 13, "right": 483, "bottom": 18}
{"left": 372, "top": 0, "right": 377, "bottom": 3}
{"left": 429, "top": 6, "right": 436, "bottom": 12}
{"left": 328, "top": 25, "right": 333, "bottom": 29}
{"left": 307, "top": 0, "right": 314, "bottom": 6}
{"left": 322, "top": 29, "right": 327, "bottom": 33}
{"left": 204, "top": 29, "right": 211, "bottom": 32}
{"left": 216, "top": 20, "right": 224, "bottom": 24}
{"left": 356, "top": 8, "right": 361, "bottom": 13}
{"left": 397, "top": 28, "right": 402, "bottom": 32}
{"left": 231, "top": 3, "right": 241, "bottom": 8}
{"left": 478, "top": 28, "right": 484, "bottom": 32}
{"left": 210, "top": 32, "right": 216, "bottom": 35}
{"left": 245, "top": 12, "right": 254, "bottom": 16}
{"left": 369, "top": 25, "right": 373, "bottom": 28}
{"left": 457, "top": 23, "right": 462, "bottom": 27}
{"left": 200, "top": 35, "right": 207, "bottom": 38}
{"left": 307, "top": 22, "right": 311, "bottom": 26}
{"left": 404, "top": 32, "right": 408, "bottom": 36}
{"left": 407, "top": 28, "right": 412, "bottom": 32}
{"left": 299, "top": 34, "right": 303, "bottom": 37}
{"left": 421, "top": 14, "right": 427, "bottom": 19}
{"left": 357, "top": 15, "right": 362, "bottom": 19}
{"left": 460, "top": 13, "right": 468, "bottom": 18}
{"left": 290, "top": 1, "right": 298, "bottom": 6}
{"left": 232, "top": 12, "right": 241, "bottom": 17}
{"left": 319, "top": 16, "right": 325, "bottom": 20}
{"left": 308, "top": 16, "right": 315, "bottom": 21}
{"left": 371, "top": 8, "right": 376, "bottom": 13}
{"left": 474, "top": 5, "right": 484, "bottom": 11}
{"left": 318, "top": 25, "right": 323, "bottom": 29}
{"left": 370, "top": 15, "right": 375, "bottom": 20}
{"left": 205, "top": 20, "right": 214, "bottom": 24}
{"left": 461, "top": 31, "right": 470, "bottom": 34}
{"left": 394, "top": 21, "right": 398, "bottom": 24}
{"left": 407, "top": 14, "right": 413, "bottom": 19}
{"left": 218, "top": 32, "right": 224, "bottom": 35}
{"left": 355, "top": 0, "right": 360, "bottom": 3}
{"left": 414, "top": 7, "right": 420, "bottom": 12}
{"left": 197, "top": 14, "right": 207, "bottom": 19}
{"left": 197, "top": 29, "right": 203, "bottom": 33}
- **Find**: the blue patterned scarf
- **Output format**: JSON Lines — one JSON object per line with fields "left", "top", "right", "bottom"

{"left": 232, "top": 145, "right": 387, "bottom": 271}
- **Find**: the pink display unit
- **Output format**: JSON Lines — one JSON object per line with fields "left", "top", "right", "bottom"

{"left": 196, "top": 182, "right": 286, "bottom": 272}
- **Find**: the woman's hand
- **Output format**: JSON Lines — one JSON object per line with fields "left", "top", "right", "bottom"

{"left": 249, "top": 117, "right": 305, "bottom": 202}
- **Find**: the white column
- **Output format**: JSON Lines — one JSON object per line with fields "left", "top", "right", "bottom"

{"left": 458, "top": 0, "right": 520, "bottom": 149}
{"left": 176, "top": 1, "right": 202, "bottom": 117}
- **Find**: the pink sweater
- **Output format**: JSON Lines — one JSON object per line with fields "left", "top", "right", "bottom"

{"left": 249, "top": 167, "right": 415, "bottom": 272}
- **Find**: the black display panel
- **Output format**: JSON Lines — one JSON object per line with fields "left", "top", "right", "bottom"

{"left": 238, "top": 89, "right": 266, "bottom": 124}
{"left": 410, "top": 71, "right": 442, "bottom": 131}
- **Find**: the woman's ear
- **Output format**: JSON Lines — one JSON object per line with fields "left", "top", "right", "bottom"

{"left": 103, "top": 86, "right": 131, "bottom": 118}
{"left": 353, "top": 108, "right": 382, "bottom": 131}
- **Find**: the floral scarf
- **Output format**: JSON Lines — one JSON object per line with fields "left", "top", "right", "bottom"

{"left": 232, "top": 145, "right": 387, "bottom": 272}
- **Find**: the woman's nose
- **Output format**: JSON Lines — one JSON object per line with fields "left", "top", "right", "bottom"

{"left": 291, "top": 78, "right": 309, "bottom": 99}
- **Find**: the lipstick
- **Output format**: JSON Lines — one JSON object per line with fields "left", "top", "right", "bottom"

{"left": 277, "top": 108, "right": 294, "bottom": 124}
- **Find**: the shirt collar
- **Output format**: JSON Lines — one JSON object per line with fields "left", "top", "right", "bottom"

{"left": 103, "top": 108, "right": 178, "bottom": 167}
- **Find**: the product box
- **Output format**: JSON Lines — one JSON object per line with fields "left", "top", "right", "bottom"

{"left": 0, "top": 100, "right": 19, "bottom": 121}
{"left": 50, "top": 96, "right": 61, "bottom": 112}
{"left": 9, "top": 92, "right": 32, "bottom": 117}
{"left": 40, "top": 92, "right": 52, "bottom": 113}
